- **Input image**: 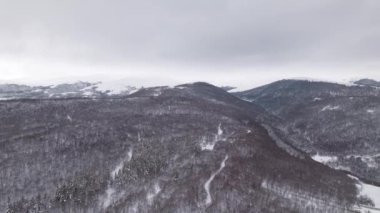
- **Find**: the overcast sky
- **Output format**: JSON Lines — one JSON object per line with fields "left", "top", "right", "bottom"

{"left": 0, "top": 0, "right": 379, "bottom": 89}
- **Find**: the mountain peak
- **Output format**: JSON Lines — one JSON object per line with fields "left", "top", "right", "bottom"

{"left": 354, "top": 78, "right": 380, "bottom": 87}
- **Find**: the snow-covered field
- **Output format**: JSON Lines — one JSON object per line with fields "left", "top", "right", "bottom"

{"left": 349, "top": 175, "right": 380, "bottom": 212}
{"left": 359, "top": 182, "right": 380, "bottom": 208}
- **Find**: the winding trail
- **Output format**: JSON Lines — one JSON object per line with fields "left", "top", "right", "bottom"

{"left": 204, "top": 155, "right": 229, "bottom": 206}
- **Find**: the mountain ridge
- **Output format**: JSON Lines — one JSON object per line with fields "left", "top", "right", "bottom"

{"left": 1, "top": 81, "right": 360, "bottom": 212}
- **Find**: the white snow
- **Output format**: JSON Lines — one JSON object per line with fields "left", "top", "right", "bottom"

{"left": 311, "top": 154, "right": 338, "bottom": 164}
{"left": 93, "top": 81, "right": 139, "bottom": 95}
{"left": 175, "top": 86, "right": 187, "bottom": 90}
{"left": 367, "top": 109, "right": 375, "bottom": 114}
{"left": 102, "top": 188, "right": 116, "bottom": 208}
{"left": 348, "top": 175, "right": 380, "bottom": 212}
{"left": 204, "top": 155, "right": 228, "bottom": 206}
{"left": 241, "top": 97, "right": 254, "bottom": 102}
{"left": 127, "top": 149, "right": 133, "bottom": 161}
{"left": 217, "top": 123, "right": 223, "bottom": 136}
{"left": 321, "top": 105, "right": 340, "bottom": 111}
{"left": 313, "top": 97, "right": 322, "bottom": 101}
{"left": 151, "top": 87, "right": 166, "bottom": 96}
{"left": 32, "top": 88, "right": 43, "bottom": 92}
{"left": 61, "top": 92, "right": 77, "bottom": 96}
{"left": 111, "top": 148, "right": 133, "bottom": 180}
{"left": 200, "top": 138, "right": 216, "bottom": 151}
{"left": 83, "top": 91, "right": 94, "bottom": 97}
{"left": 147, "top": 182, "right": 161, "bottom": 205}
{"left": 66, "top": 115, "right": 73, "bottom": 122}
{"left": 101, "top": 148, "right": 133, "bottom": 208}
{"left": 111, "top": 162, "right": 124, "bottom": 180}
{"left": 0, "top": 97, "right": 13, "bottom": 101}
{"left": 360, "top": 183, "right": 380, "bottom": 208}
{"left": 200, "top": 123, "right": 224, "bottom": 151}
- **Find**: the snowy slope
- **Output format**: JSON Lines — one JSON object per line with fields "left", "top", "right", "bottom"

{"left": 0, "top": 81, "right": 140, "bottom": 100}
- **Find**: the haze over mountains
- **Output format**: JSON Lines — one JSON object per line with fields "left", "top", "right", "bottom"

{"left": 1, "top": 79, "right": 380, "bottom": 212}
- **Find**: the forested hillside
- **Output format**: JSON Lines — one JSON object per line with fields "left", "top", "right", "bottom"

{"left": 235, "top": 80, "right": 380, "bottom": 184}
{"left": 1, "top": 82, "right": 359, "bottom": 212}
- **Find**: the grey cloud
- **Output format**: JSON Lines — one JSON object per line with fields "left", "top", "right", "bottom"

{"left": 0, "top": 0, "right": 379, "bottom": 82}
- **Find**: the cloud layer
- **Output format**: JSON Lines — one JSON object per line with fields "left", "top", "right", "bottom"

{"left": 1, "top": 0, "right": 379, "bottom": 87}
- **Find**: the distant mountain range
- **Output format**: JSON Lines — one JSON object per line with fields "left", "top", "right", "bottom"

{"left": 0, "top": 81, "right": 139, "bottom": 100}
{"left": 1, "top": 79, "right": 379, "bottom": 212}
{"left": 354, "top": 79, "right": 380, "bottom": 88}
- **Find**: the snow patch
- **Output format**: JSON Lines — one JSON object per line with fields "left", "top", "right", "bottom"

{"left": 151, "top": 87, "right": 167, "bottom": 96}
{"left": 200, "top": 123, "right": 225, "bottom": 151}
{"left": 204, "top": 155, "right": 228, "bottom": 206}
{"left": 137, "top": 132, "right": 141, "bottom": 142}
{"left": 83, "top": 91, "right": 94, "bottom": 97}
{"left": 175, "top": 86, "right": 187, "bottom": 90}
{"left": 147, "top": 182, "right": 161, "bottom": 205}
{"left": 101, "top": 148, "right": 133, "bottom": 208}
{"left": 102, "top": 188, "right": 116, "bottom": 208}
{"left": 313, "top": 97, "right": 322, "bottom": 101}
{"left": 200, "top": 137, "right": 216, "bottom": 151}
{"left": 321, "top": 105, "right": 340, "bottom": 111}
{"left": 94, "top": 81, "right": 138, "bottom": 95}
{"left": 111, "top": 162, "right": 124, "bottom": 180}
{"left": 217, "top": 123, "right": 223, "bottom": 136}
{"left": 367, "top": 109, "right": 375, "bottom": 114}
{"left": 241, "top": 97, "right": 254, "bottom": 102}
{"left": 32, "top": 88, "right": 43, "bottom": 92}
{"left": 127, "top": 149, "right": 133, "bottom": 161}
{"left": 349, "top": 175, "right": 380, "bottom": 210}
{"left": 111, "top": 148, "right": 133, "bottom": 180}
{"left": 312, "top": 154, "right": 338, "bottom": 164}
{"left": 360, "top": 183, "right": 380, "bottom": 208}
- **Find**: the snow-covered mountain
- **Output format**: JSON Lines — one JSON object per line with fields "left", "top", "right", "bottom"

{"left": 0, "top": 81, "right": 139, "bottom": 100}
{"left": 1, "top": 82, "right": 362, "bottom": 213}
{"left": 235, "top": 79, "right": 380, "bottom": 211}
{"left": 354, "top": 79, "right": 380, "bottom": 88}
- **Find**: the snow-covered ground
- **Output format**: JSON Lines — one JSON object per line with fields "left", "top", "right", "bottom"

{"left": 367, "top": 109, "right": 376, "bottom": 114}
{"left": 359, "top": 182, "right": 380, "bottom": 208}
{"left": 349, "top": 175, "right": 380, "bottom": 212}
{"left": 200, "top": 123, "right": 225, "bottom": 151}
{"left": 101, "top": 148, "right": 134, "bottom": 209}
{"left": 102, "top": 188, "right": 116, "bottom": 208}
{"left": 311, "top": 154, "right": 338, "bottom": 164}
{"left": 84, "top": 81, "right": 139, "bottom": 95}
{"left": 321, "top": 105, "right": 340, "bottom": 112}
{"left": 111, "top": 149, "right": 133, "bottom": 180}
